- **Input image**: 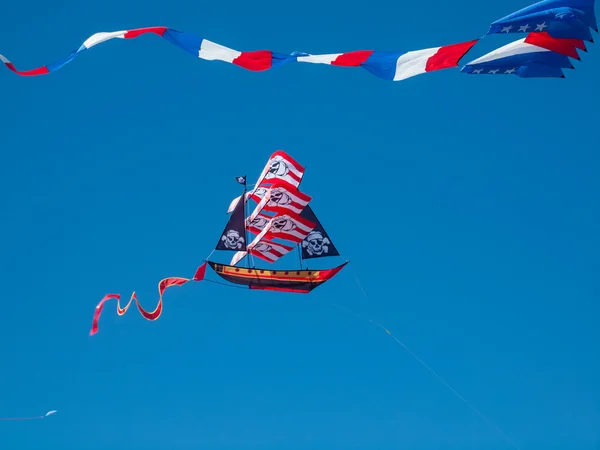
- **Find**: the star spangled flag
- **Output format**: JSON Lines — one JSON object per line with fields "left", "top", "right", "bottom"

{"left": 235, "top": 176, "right": 246, "bottom": 186}
{"left": 461, "top": 35, "right": 574, "bottom": 77}
{"left": 487, "top": 0, "right": 597, "bottom": 41}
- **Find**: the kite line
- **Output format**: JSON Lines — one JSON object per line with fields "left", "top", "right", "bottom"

{"left": 331, "top": 272, "right": 521, "bottom": 450}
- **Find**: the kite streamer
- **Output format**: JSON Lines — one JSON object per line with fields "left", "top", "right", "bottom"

{"left": 89, "top": 263, "right": 206, "bottom": 335}
{"left": 0, "top": 410, "right": 57, "bottom": 421}
{"left": 0, "top": 26, "right": 477, "bottom": 81}
{"left": 0, "top": 0, "right": 596, "bottom": 81}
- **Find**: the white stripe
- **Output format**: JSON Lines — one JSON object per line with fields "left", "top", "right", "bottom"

{"left": 260, "top": 154, "right": 303, "bottom": 187}
{"left": 248, "top": 226, "right": 269, "bottom": 249}
{"left": 227, "top": 192, "right": 252, "bottom": 213}
{"left": 246, "top": 191, "right": 270, "bottom": 224}
{"left": 198, "top": 39, "right": 241, "bottom": 63}
{"left": 264, "top": 185, "right": 310, "bottom": 213}
{"left": 248, "top": 159, "right": 274, "bottom": 199}
{"left": 252, "top": 240, "right": 293, "bottom": 262}
{"left": 82, "top": 31, "right": 127, "bottom": 49}
{"left": 267, "top": 214, "right": 314, "bottom": 240}
{"left": 466, "top": 39, "right": 549, "bottom": 65}
{"left": 252, "top": 249, "right": 276, "bottom": 263}
{"left": 230, "top": 251, "right": 247, "bottom": 266}
{"left": 227, "top": 195, "right": 241, "bottom": 213}
{"left": 268, "top": 242, "right": 292, "bottom": 254}
{"left": 230, "top": 152, "right": 305, "bottom": 214}
{"left": 0, "top": 54, "right": 10, "bottom": 64}
{"left": 247, "top": 214, "right": 270, "bottom": 233}
{"left": 296, "top": 53, "right": 342, "bottom": 65}
{"left": 263, "top": 173, "right": 301, "bottom": 187}
{"left": 393, "top": 47, "right": 439, "bottom": 81}
{"left": 292, "top": 219, "right": 313, "bottom": 234}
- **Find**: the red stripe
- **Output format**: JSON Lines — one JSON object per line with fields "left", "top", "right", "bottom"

{"left": 528, "top": 32, "right": 586, "bottom": 51}
{"left": 287, "top": 172, "right": 302, "bottom": 183}
{"left": 250, "top": 250, "right": 277, "bottom": 263}
{"left": 263, "top": 200, "right": 308, "bottom": 214}
{"left": 425, "top": 40, "right": 479, "bottom": 73}
{"left": 5, "top": 62, "right": 50, "bottom": 76}
{"left": 233, "top": 51, "right": 273, "bottom": 71}
{"left": 264, "top": 229, "right": 308, "bottom": 243}
{"left": 269, "top": 209, "right": 316, "bottom": 230}
{"left": 331, "top": 50, "right": 374, "bottom": 66}
{"left": 269, "top": 179, "right": 312, "bottom": 203}
{"left": 259, "top": 173, "right": 302, "bottom": 189}
{"left": 247, "top": 225, "right": 264, "bottom": 235}
{"left": 525, "top": 32, "right": 584, "bottom": 59}
{"left": 249, "top": 285, "right": 311, "bottom": 293}
{"left": 124, "top": 27, "right": 168, "bottom": 38}
{"left": 271, "top": 150, "right": 305, "bottom": 174}
{"left": 314, "top": 262, "right": 348, "bottom": 282}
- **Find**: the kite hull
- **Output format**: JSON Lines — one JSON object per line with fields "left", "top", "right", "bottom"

{"left": 207, "top": 261, "right": 348, "bottom": 293}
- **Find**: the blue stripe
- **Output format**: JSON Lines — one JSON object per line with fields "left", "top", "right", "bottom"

{"left": 47, "top": 47, "right": 87, "bottom": 72}
{"left": 548, "top": 18, "right": 593, "bottom": 40}
{"left": 162, "top": 29, "right": 204, "bottom": 57}
{"left": 271, "top": 52, "right": 297, "bottom": 68}
{"left": 517, "top": 63, "right": 566, "bottom": 77}
{"left": 461, "top": 63, "right": 565, "bottom": 78}
{"left": 470, "top": 50, "right": 572, "bottom": 69}
{"left": 361, "top": 51, "right": 404, "bottom": 81}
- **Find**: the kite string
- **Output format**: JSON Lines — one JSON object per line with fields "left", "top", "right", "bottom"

{"left": 331, "top": 271, "right": 520, "bottom": 450}
{"left": 0, "top": 410, "right": 56, "bottom": 421}
{"left": 0, "top": 417, "right": 43, "bottom": 421}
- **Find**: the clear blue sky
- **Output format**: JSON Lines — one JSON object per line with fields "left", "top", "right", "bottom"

{"left": 1, "top": 0, "right": 598, "bottom": 449}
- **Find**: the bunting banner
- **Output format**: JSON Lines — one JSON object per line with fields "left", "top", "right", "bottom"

{"left": 2, "top": 0, "right": 595, "bottom": 82}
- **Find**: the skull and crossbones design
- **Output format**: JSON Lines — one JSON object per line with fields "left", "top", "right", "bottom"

{"left": 221, "top": 230, "right": 245, "bottom": 249}
{"left": 270, "top": 216, "right": 297, "bottom": 233}
{"left": 268, "top": 187, "right": 292, "bottom": 207}
{"left": 253, "top": 187, "right": 267, "bottom": 198}
{"left": 265, "top": 156, "right": 289, "bottom": 180}
{"left": 302, "top": 231, "right": 330, "bottom": 256}
{"left": 254, "top": 242, "right": 273, "bottom": 253}
{"left": 250, "top": 216, "right": 268, "bottom": 231}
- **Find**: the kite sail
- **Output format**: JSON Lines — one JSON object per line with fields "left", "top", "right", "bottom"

{"left": 461, "top": 32, "right": 580, "bottom": 77}
{"left": 0, "top": 26, "right": 476, "bottom": 81}
{"left": 89, "top": 150, "right": 346, "bottom": 334}
{"left": 208, "top": 150, "right": 348, "bottom": 293}
{"left": 487, "top": 0, "right": 597, "bottom": 41}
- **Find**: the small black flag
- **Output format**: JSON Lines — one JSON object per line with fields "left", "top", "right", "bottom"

{"left": 235, "top": 175, "right": 246, "bottom": 185}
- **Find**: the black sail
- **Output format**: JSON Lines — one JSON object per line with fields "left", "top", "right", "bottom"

{"left": 216, "top": 190, "right": 247, "bottom": 252}
{"left": 299, "top": 205, "right": 339, "bottom": 259}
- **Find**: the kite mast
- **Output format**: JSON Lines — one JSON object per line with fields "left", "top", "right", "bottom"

{"left": 297, "top": 243, "right": 304, "bottom": 270}
{"left": 241, "top": 184, "right": 253, "bottom": 269}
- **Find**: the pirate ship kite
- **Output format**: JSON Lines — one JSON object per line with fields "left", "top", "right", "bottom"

{"left": 206, "top": 150, "right": 348, "bottom": 293}
{"left": 89, "top": 150, "right": 347, "bottom": 336}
